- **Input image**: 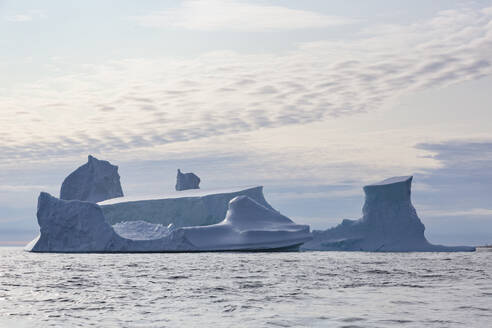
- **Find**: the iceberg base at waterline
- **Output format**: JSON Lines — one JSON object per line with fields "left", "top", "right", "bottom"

{"left": 25, "top": 193, "right": 312, "bottom": 253}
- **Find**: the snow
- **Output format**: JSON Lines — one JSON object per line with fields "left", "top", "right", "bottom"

{"left": 112, "top": 221, "right": 174, "bottom": 240}
{"left": 98, "top": 186, "right": 274, "bottom": 228}
{"left": 366, "top": 176, "right": 413, "bottom": 186}
{"left": 177, "top": 196, "right": 311, "bottom": 250}
{"left": 302, "top": 176, "right": 475, "bottom": 252}
{"left": 98, "top": 186, "right": 261, "bottom": 204}
{"left": 60, "top": 155, "right": 123, "bottom": 203}
{"left": 175, "top": 169, "right": 200, "bottom": 191}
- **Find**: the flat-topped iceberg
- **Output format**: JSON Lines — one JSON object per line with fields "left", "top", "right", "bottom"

{"left": 60, "top": 155, "right": 123, "bottom": 203}
{"left": 98, "top": 186, "right": 273, "bottom": 228}
{"left": 25, "top": 193, "right": 311, "bottom": 253}
{"left": 302, "top": 176, "right": 475, "bottom": 252}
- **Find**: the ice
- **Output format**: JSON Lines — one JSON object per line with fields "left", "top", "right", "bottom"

{"left": 26, "top": 193, "right": 311, "bottom": 252}
{"left": 302, "top": 176, "right": 475, "bottom": 252}
{"left": 27, "top": 192, "right": 126, "bottom": 252}
{"left": 177, "top": 196, "right": 312, "bottom": 250}
{"left": 365, "top": 176, "right": 412, "bottom": 186}
{"left": 60, "top": 155, "right": 123, "bottom": 203}
{"left": 175, "top": 169, "right": 200, "bottom": 191}
{"left": 112, "top": 221, "right": 174, "bottom": 240}
{"left": 98, "top": 186, "right": 275, "bottom": 228}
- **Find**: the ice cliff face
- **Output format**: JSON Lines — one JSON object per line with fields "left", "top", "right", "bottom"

{"left": 175, "top": 169, "right": 200, "bottom": 191}
{"left": 60, "top": 155, "right": 123, "bottom": 203}
{"left": 99, "top": 186, "right": 273, "bottom": 228}
{"left": 302, "top": 176, "right": 475, "bottom": 252}
{"left": 26, "top": 192, "right": 126, "bottom": 252}
{"left": 25, "top": 193, "right": 311, "bottom": 253}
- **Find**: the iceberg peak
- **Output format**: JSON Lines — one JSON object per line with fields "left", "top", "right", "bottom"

{"left": 60, "top": 155, "right": 124, "bottom": 203}
{"left": 175, "top": 169, "right": 200, "bottom": 191}
{"left": 224, "top": 195, "right": 293, "bottom": 231}
{"left": 363, "top": 175, "right": 412, "bottom": 202}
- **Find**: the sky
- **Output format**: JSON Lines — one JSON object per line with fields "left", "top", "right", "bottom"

{"left": 1, "top": 0, "right": 492, "bottom": 246}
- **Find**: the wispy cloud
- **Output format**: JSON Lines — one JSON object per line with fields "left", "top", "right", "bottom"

{"left": 6, "top": 14, "right": 32, "bottom": 22}
{"left": 0, "top": 184, "right": 56, "bottom": 192}
{"left": 422, "top": 208, "right": 492, "bottom": 218}
{"left": 416, "top": 140, "right": 492, "bottom": 187}
{"left": 1, "top": 6, "right": 492, "bottom": 165}
{"left": 268, "top": 189, "right": 361, "bottom": 200}
{"left": 412, "top": 140, "right": 492, "bottom": 225}
{"left": 4, "top": 10, "right": 45, "bottom": 22}
{"left": 132, "top": 0, "right": 356, "bottom": 31}
{"left": 417, "top": 141, "right": 492, "bottom": 164}
{"left": 0, "top": 217, "right": 20, "bottom": 224}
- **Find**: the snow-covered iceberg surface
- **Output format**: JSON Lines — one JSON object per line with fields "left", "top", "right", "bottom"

{"left": 60, "top": 155, "right": 123, "bottom": 203}
{"left": 98, "top": 186, "right": 274, "bottom": 228}
{"left": 175, "top": 169, "right": 200, "bottom": 191}
{"left": 176, "top": 196, "right": 311, "bottom": 251}
{"left": 302, "top": 176, "right": 475, "bottom": 252}
{"left": 26, "top": 193, "right": 311, "bottom": 253}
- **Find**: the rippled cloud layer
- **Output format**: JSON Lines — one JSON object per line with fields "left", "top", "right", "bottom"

{"left": 1, "top": 6, "right": 492, "bottom": 166}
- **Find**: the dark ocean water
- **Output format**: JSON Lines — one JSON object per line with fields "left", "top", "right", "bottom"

{"left": 0, "top": 247, "right": 491, "bottom": 327}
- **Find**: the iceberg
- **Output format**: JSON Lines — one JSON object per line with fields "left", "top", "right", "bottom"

{"left": 175, "top": 169, "right": 200, "bottom": 191}
{"left": 25, "top": 193, "right": 311, "bottom": 253}
{"left": 60, "top": 155, "right": 123, "bottom": 203}
{"left": 98, "top": 186, "right": 274, "bottom": 228}
{"left": 301, "top": 176, "right": 475, "bottom": 252}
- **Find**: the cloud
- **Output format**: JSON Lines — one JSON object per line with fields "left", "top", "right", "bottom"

{"left": 132, "top": 0, "right": 356, "bottom": 31}
{"left": 417, "top": 141, "right": 492, "bottom": 164}
{"left": 0, "top": 217, "right": 23, "bottom": 224}
{"left": 268, "top": 188, "right": 361, "bottom": 200}
{"left": 4, "top": 10, "right": 45, "bottom": 22}
{"left": 1, "top": 5, "right": 492, "bottom": 165}
{"left": 6, "top": 14, "right": 32, "bottom": 22}
{"left": 412, "top": 140, "right": 492, "bottom": 223}
{"left": 422, "top": 208, "right": 492, "bottom": 218}
{"left": 416, "top": 140, "right": 492, "bottom": 186}
{"left": 0, "top": 184, "right": 54, "bottom": 192}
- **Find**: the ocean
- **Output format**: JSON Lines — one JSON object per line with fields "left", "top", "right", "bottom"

{"left": 0, "top": 247, "right": 490, "bottom": 327}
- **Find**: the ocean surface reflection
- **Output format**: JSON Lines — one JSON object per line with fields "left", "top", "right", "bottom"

{"left": 0, "top": 248, "right": 491, "bottom": 327}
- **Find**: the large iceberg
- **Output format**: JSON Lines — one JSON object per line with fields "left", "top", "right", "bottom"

{"left": 26, "top": 193, "right": 311, "bottom": 253}
{"left": 98, "top": 186, "right": 274, "bottom": 228}
{"left": 60, "top": 155, "right": 123, "bottom": 203}
{"left": 302, "top": 176, "right": 475, "bottom": 252}
{"left": 175, "top": 169, "right": 200, "bottom": 191}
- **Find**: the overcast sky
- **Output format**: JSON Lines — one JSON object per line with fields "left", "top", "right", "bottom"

{"left": 1, "top": 0, "right": 492, "bottom": 246}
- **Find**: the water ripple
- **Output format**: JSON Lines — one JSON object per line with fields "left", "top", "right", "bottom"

{"left": 0, "top": 248, "right": 490, "bottom": 327}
